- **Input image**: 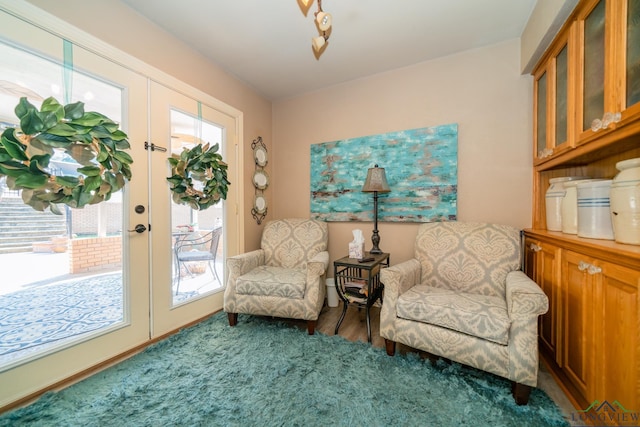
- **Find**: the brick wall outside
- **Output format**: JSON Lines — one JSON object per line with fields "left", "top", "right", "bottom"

{"left": 69, "top": 236, "right": 122, "bottom": 274}
{"left": 71, "top": 202, "right": 122, "bottom": 235}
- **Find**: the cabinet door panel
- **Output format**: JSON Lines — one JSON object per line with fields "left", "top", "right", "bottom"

{"left": 583, "top": 0, "right": 606, "bottom": 132}
{"left": 539, "top": 243, "right": 561, "bottom": 361}
{"left": 556, "top": 44, "right": 569, "bottom": 147}
{"left": 563, "top": 251, "right": 594, "bottom": 401}
{"left": 536, "top": 72, "right": 548, "bottom": 158}
{"left": 626, "top": 0, "right": 640, "bottom": 108}
{"left": 596, "top": 262, "right": 639, "bottom": 409}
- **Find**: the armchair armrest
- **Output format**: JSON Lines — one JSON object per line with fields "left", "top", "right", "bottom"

{"left": 307, "top": 251, "right": 329, "bottom": 279}
{"left": 380, "top": 258, "right": 421, "bottom": 298}
{"left": 379, "top": 258, "right": 421, "bottom": 341}
{"left": 226, "top": 249, "right": 265, "bottom": 279}
{"left": 505, "top": 271, "right": 549, "bottom": 319}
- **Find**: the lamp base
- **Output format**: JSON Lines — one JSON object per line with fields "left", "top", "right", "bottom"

{"left": 370, "top": 229, "right": 382, "bottom": 255}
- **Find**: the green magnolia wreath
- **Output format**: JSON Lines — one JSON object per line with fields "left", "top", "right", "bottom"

{"left": 167, "top": 142, "right": 230, "bottom": 210}
{"left": 0, "top": 97, "right": 132, "bottom": 214}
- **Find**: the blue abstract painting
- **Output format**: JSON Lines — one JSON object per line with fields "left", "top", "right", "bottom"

{"left": 310, "top": 124, "right": 458, "bottom": 222}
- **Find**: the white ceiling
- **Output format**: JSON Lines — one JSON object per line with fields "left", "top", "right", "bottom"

{"left": 120, "top": 0, "right": 537, "bottom": 101}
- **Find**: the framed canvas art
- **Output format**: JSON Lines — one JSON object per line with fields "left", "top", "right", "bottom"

{"left": 310, "top": 124, "right": 457, "bottom": 222}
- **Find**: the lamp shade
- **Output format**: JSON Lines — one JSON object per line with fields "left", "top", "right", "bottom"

{"left": 362, "top": 164, "right": 390, "bottom": 193}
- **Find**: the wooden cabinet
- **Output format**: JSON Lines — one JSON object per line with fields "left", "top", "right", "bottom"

{"left": 529, "top": 0, "right": 640, "bottom": 417}
{"left": 525, "top": 238, "right": 562, "bottom": 361}
{"left": 534, "top": 24, "right": 575, "bottom": 164}
{"left": 525, "top": 232, "right": 640, "bottom": 411}
{"left": 574, "top": 0, "right": 640, "bottom": 145}
{"left": 594, "top": 259, "right": 639, "bottom": 410}
{"left": 562, "top": 250, "right": 596, "bottom": 404}
{"left": 532, "top": 0, "right": 640, "bottom": 174}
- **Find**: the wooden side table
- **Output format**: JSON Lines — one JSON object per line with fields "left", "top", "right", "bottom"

{"left": 333, "top": 252, "right": 390, "bottom": 343}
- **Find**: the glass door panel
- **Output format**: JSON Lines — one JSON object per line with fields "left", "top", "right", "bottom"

{"left": 627, "top": 0, "right": 640, "bottom": 108}
{"left": 170, "top": 109, "right": 224, "bottom": 304}
{"left": 0, "top": 15, "right": 149, "bottom": 408}
{"left": 149, "top": 82, "right": 237, "bottom": 337}
{"left": 583, "top": 0, "right": 606, "bottom": 131}
{"left": 536, "top": 72, "right": 547, "bottom": 158}
{"left": 555, "top": 45, "right": 569, "bottom": 147}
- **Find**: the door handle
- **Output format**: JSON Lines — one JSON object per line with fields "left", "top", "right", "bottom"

{"left": 128, "top": 224, "right": 147, "bottom": 233}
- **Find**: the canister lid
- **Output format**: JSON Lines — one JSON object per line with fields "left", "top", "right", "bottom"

{"left": 616, "top": 157, "right": 640, "bottom": 172}
{"left": 549, "top": 176, "right": 588, "bottom": 184}
{"left": 563, "top": 179, "right": 601, "bottom": 188}
{"left": 576, "top": 179, "right": 612, "bottom": 188}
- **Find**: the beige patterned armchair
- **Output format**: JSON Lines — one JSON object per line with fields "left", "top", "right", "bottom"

{"left": 380, "top": 222, "right": 548, "bottom": 405}
{"left": 224, "top": 218, "right": 329, "bottom": 334}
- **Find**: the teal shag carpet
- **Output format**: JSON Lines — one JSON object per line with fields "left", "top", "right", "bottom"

{"left": 0, "top": 313, "right": 569, "bottom": 426}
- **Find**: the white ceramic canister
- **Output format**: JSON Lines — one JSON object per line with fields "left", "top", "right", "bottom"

{"left": 577, "top": 179, "right": 614, "bottom": 240}
{"left": 561, "top": 179, "right": 602, "bottom": 234}
{"left": 545, "top": 176, "right": 587, "bottom": 231}
{"left": 610, "top": 157, "right": 640, "bottom": 245}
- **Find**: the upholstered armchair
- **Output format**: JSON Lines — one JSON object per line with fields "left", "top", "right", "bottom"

{"left": 380, "top": 222, "right": 548, "bottom": 405}
{"left": 224, "top": 218, "right": 329, "bottom": 334}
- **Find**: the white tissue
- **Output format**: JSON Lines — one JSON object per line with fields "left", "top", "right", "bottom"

{"left": 349, "top": 229, "right": 365, "bottom": 259}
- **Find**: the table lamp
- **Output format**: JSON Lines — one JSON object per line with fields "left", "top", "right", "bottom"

{"left": 361, "top": 164, "right": 390, "bottom": 254}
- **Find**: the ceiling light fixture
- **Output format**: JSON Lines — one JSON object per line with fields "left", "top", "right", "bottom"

{"left": 299, "top": 0, "right": 332, "bottom": 57}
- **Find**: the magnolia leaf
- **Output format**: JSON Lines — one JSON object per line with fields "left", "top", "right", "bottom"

{"left": 20, "top": 108, "right": 44, "bottom": 135}
{"left": 26, "top": 137, "right": 54, "bottom": 157}
{"left": 83, "top": 175, "right": 102, "bottom": 192}
{"left": 64, "top": 101, "right": 85, "bottom": 120}
{"left": 66, "top": 144, "right": 96, "bottom": 165}
{"left": 72, "top": 186, "right": 93, "bottom": 208}
{"left": 33, "top": 133, "right": 71, "bottom": 148}
{"left": 77, "top": 165, "right": 101, "bottom": 176}
{"left": 112, "top": 130, "right": 129, "bottom": 142}
{"left": 15, "top": 97, "right": 37, "bottom": 119}
{"left": 96, "top": 145, "right": 109, "bottom": 162}
{"left": 55, "top": 176, "right": 80, "bottom": 187}
{"left": 73, "top": 111, "right": 108, "bottom": 127}
{"left": 49, "top": 203, "right": 63, "bottom": 215}
{"left": 1, "top": 137, "right": 28, "bottom": 161}
{"left": 113, "top": 150, "right": 133, "bottom": 164}
{"left": 41, "top": 111, "right": 60, "bottom": 130}
{"left": 46, "top": 123, "right": 78, "bottom": 137}
{"left": 14, "top": 173, "right": 47, "bottom": 189}
{"left": 97, "top": 181, "right": 112, "bottom": 196}
{"left": 40, "top": 97, "right": 63, "bottom": 115}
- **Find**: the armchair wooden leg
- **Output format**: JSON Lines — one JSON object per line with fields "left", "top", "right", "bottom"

{"left": 227, "top": 312, "right": 238, "bottom": 327}
{"left": 385, "top": 339, "right": 396, "bottom": 356}
{"left": 307, "top": 320, "right": 316, "bottom": 335}
{"left": 512, "top": 382, "right": 531, "bottom": 405}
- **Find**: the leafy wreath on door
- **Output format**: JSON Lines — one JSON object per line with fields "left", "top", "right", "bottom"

{"left": 166, "top": 142, "right": 230, "bottom": 211}
{"left": 0, "top": 97, "right": 133, "bottom": 214}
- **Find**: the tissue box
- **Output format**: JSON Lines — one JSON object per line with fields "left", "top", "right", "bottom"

{"left": 349, "top": 242, "right": 365, "bottom": 259}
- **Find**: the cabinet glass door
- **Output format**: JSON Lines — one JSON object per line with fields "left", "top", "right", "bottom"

{"left": 555, "top": 45, "right": 569, "bottom": 147}
{"left": 536, "top": 72, "right": 547, "bottom": 158}
{"left": 583, "top": 0, "right": 606, "bottom": 132}
{"left": 627, "top": 0, "right": 640, "bottom": 108}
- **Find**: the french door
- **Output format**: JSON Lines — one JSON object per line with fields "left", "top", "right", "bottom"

{"left": 148, "top": 81, "right": 237, "bottom": 337}
{"left": 0, "top": 4, "right": 240, "bottom": 408}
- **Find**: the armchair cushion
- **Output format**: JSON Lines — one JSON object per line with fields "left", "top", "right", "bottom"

{"left": 236, "top": 266, "right": 306, "bottom": 299}
{"left": 397, "top": 285, "right": 511, "bottom": 345}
